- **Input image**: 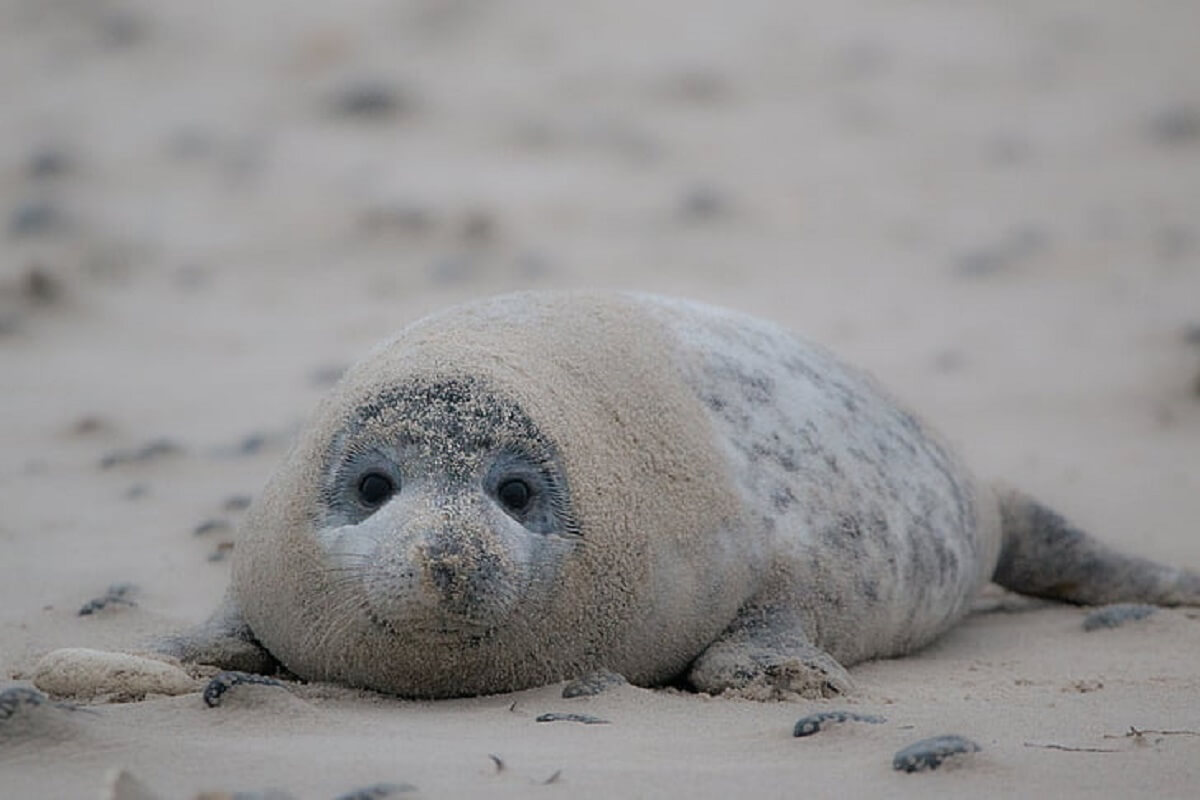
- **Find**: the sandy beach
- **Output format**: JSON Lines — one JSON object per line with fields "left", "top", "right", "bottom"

{"left": 3, "top": 1, "right": 1200, "bottom": 797}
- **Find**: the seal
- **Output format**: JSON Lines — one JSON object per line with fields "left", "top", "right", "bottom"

{"left": 163, "top": 291, "right": 1200, "bottom": 698}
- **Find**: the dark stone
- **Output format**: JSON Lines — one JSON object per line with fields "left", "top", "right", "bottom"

{"left": 954, "top": 225, "right": 1049, "bottom": 276}
{"left": 223, "top": 494, "right": 253, "bottom": 512}
{"left": 310, "top": 364, "right": 348, "bottom": 387}
{"left": 680, "top": 184, "right": 730, "bottom": 221}
{"left": 99, "top": 438, "right": 183, "bottom": 469}
{"left": 892, "top": 734, "right": 981, "bottom": 772}
{"left": 193, "top": 519, "right": 231, "bottom": 536}
{"left": 23, "top": 266, "right": 63, "bottom": 305}
{"left": 793, "top": 709, "right": 886, "bottom": 737}
{"left": 1082, "top": 603, "right": 1157, "bottom": 632}
{"left": 428, "top": 254, "right": 479, "bottom": 285}
{"left": 202, "top": 671, "right": 286, "bottom": 708}
{"left": 9, "top": 202, "right": 66, "bottom": 237}
{"left": 329, "top": 80, "right": 408, "bottom": 119}
{"left": 27, "top": 148, "right": 72, "bottom": 179}
{"left": 459, "top": 209, "right": 496, "bottom": 245}
{"left": 208, "top": 541, "right": 236, "bottom": 562}
{"left": 535, "top": 712, "right": 610, "bottom": 725}
{"left": 78, "top": 583, "right": 137, "bottom": 616}
{"left": 1148, "top": 107, "right": 1200, "bottom": 146}
{"left": 331, "top": 784, "right": 418, "bottom": 800}
{"left": 0, "top": 687, "right": 49, "bottom": 719}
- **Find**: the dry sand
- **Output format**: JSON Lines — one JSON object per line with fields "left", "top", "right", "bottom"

{"left": 3, "top": 1, "right": 1200, "bottom": 797}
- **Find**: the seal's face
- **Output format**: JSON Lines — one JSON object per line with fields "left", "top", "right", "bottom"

{"left": 313, "top": 376, "right": 580, "bottom": 640}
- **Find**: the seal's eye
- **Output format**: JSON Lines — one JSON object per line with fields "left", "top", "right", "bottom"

{"left": 497, "top": 478, "right": 531, "bottom": 512}
{"left": 357, "top": 472, "right": 396, "bottom": 507}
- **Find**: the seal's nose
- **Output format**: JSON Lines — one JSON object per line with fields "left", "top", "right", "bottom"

{"left": 425, "top": 542, "right": 462, "bottom": 596}
{"left": 419, "top": 535, "right": 479, "bottom": 612}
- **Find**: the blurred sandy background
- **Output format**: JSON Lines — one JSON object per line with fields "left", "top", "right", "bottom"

{"left": 2, "top": 1, "right": 1199, "bottom": 797}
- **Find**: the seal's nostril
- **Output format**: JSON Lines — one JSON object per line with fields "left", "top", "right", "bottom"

{"left": 429, "top": 561, "right": 456, "bottom": 594}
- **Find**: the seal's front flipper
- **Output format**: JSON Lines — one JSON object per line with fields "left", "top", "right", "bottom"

{"left": 994, "top": 487, "right": 1200, "bottom": 606}
{"left": 153, "top": 593, "right": 278, "bottom": 675}
{"left": 687, "top": 606, "right": 852, "bottom": 700}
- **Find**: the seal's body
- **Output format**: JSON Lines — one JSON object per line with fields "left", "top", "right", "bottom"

{"left": 170, "top": 292, "right": 1200, "bottom": 698}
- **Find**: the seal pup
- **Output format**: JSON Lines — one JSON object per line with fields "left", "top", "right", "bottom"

{"left": 164, "top": 291, "right": 1200, "bottom": 698}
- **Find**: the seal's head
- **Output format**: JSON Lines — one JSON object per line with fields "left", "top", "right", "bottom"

{"left": 231, "top": 292, "right": 744, "bottom": 698}
{"left": 315, "top": 374, "right": 579, "bottom": 639}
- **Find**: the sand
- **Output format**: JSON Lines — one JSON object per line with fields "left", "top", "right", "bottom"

{"left": 3, "top": 0, "right": 1199, "bottom": 797}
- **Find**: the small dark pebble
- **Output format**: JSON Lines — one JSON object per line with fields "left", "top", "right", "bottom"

{"left": 99, "top": 438, "right": 182, "bottom": 469}
{"left": 309, "top": 364, "right": 348, "bottom": 388}
{"left": 0, "top": 312, "right": 20, "bottom": 336}
{"left": 10, "top": 202, "right": 66, "bottom": 237}
{"left": 78, "top": 583, "right": 137, "bottom": 616}
{"left": 833, "top": 41, "right": 894, "bottom": 81}
{"left": 193, "top": 518, "right": 231, "bottom": 536}
{"left": 954, "top": 225, "right": 1049, "bottom": 276}
{"left": 458, "top": 209, "right": 497, "bottom": 245}
{"left": 223, "top": 494, "right": 253, "bottom": 512}
{"left": 23, "top": 266, "right": 63, "bottom": 305}
{"left": 331, "top": 783, "right": 418, "bottom": 800}
{"left": 329, "top": 80, "right": 407, "bottom": 119}
{"left": 512, "top": 251, "right": 553, "bottom": 282}
{"left": 207, "top": 541, "right": 236, "bottom": 562}
{"left": 562, "top": 670, "right": 627, "bottom": 698}
{"left": 213, "top": 430, "right": 292, "bottom": 459}
{"left": 1082, "top": 603, "right": 1157, "bottom": 632}
{"left": 0, "top": 687, "right": 50, "bottom": 720}
{"left": 659, "top": 70, "right": 732, "bottom": 104}
{"left": 1157, "top": 226, "right": 1195, "bottom": 262}
{"left": 535, "top": 712, "right": 610, "bottom": 725}
{"left": 28, "top": 148, "right": 72, "bottom": 179}
{"left": 173, "top": 264, "right": 210, "bottom": 291}
{"left": 237, "top": 433, "right": 269, "bottom": 455}
{"left": 893, "top": 734, "right": 981, "bottom": 773}
{"left": 984, "top": 134, "right": 1034, "bottom": 166}
{"left": 99, "top": 10, "right": 148, "bottom": 49}
{"left": 679, "top": 184, "right": 730, "bottom": 221}
{"left": 932, "top": 350, "right": 967, "bottom": 374}
{"left": 428, "top": 254, "right": 480, "bottom": 285}
{"left": 166, "top": 127, "right": 217, "bottom": 159}
{"left": 793, "top": 710, "right": 886, "bottom": 737}
{"left": 203, "top": 671, "right": 285, "bottom": 708}
{"left": 359, "top": 204, "right": 436, "bottom": 238}
{"left": 69, "top": 416, "right": 108, "bottom": 435}
{"left": 0, "top": 686, "right": 90, "bottom": 720}
{"left": 1148, "top": 107, "right": 1200, "bottom": 146}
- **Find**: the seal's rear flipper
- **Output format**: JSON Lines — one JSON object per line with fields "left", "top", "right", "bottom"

{"left": 993, "top": 487, "right": 1200, "bottom": 606}
{"left": 152, "top": 592, "right": 279, "bottom": 675}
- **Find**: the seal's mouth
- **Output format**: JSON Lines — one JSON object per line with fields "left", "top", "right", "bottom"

{"left": 364, "top": 606, "right": 498, "bottom": 646}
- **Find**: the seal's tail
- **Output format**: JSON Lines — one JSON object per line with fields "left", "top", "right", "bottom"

{"left": 993, "top": 487, "right": 1200, "bottom": 606}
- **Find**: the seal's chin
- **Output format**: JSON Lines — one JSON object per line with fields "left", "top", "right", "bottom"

{"left": 363, "top": 606, "right": 500, "bottom": 646}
